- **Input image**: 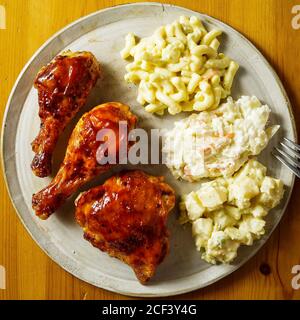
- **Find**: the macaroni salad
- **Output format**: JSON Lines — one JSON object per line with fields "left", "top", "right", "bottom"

{"left": 121, "top": 16, "right": 239, "bottom": 115}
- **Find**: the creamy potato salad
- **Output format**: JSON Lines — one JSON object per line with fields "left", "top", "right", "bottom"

{"left": 180, "top": 159, "right": 284, "bottom": 264}
{"left": 163, "top": 96, "right": 279, "bottom": 181}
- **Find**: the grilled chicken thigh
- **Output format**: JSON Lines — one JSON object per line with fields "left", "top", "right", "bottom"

{"left": 32, "top": 102, "right": 137, "bottom": 219}
{"left": 75, "top": 170, "right": 176, "bottom": 283}
{"left": 31, "top": 50, "right": 101, "bottom": 177}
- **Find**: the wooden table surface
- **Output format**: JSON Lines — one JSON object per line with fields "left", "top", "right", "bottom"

{"left": 0, "top": 0, "right": 300, "bottom": 300}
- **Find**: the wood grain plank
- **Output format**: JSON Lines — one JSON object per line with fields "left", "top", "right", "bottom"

{"left": 0, "top": 0, "right": 299, "bottom": 300}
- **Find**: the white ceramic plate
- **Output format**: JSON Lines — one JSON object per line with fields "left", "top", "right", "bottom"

{"left": 1, "top": 2, "right": 296, "bottom": 297}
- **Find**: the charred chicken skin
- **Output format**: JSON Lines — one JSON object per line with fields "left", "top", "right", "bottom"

{"left": 32, "top": 102, "right": 137, "bottom": 219}
{"left": 75, "top": 170, "right": 175, "bottom": 284}
{"left": 31, "top": 50, "right": 101, "bottom": 177}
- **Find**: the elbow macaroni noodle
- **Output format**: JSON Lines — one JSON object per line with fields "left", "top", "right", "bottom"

{"left": 121, "top": 16, "right": 239, "bottom": 115}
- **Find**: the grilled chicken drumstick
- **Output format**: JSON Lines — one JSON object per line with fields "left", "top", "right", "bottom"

{"left": 32, "top": 102, "right": 137, "bottom": 219}
{"left": 75, "top": 170, "right": 175, "bottom": 284}
{"left": 31, "top": 50, "right": 101, "bottom": 177}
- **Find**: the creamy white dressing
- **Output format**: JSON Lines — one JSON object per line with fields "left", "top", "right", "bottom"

{"left": 163, "top": 96, "right": 279, "bottom": 181}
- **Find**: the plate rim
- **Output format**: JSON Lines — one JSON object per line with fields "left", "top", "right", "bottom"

{"left": 0, "top": 2, "right": 297, "bottom": 297}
